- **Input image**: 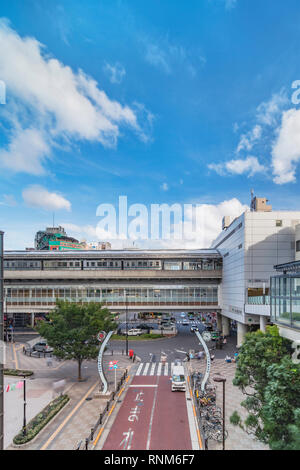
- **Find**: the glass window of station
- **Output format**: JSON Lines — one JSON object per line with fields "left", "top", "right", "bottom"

{"left": 4, "top": 286, "right": 219, "bottom": 307}
{"left": 270, "top": 275, "right": 300, "bottom": 330}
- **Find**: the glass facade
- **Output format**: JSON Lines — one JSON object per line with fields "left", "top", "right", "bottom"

{"left": 0, "top": 232, "right": 3, "bottom": 450}
{"left": 4, "top": 285, "right": 219, "bottom": 307}
{"left": 271, "top": 275, "right": 300, "bottom": 329}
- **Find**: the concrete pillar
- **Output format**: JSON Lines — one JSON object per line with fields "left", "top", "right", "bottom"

{"left": 259, "top": 315, "right": 267, "bottom": 332}
{"left": 31, "top": 313, "right": 35, "bottom": 328}
{"left": 237, "top": 322, "right": 248, "bottom": 348}
{"left": 217, "top": 312, "right": 222, "bottom": 331}
{"left": 221, "top": 315, "right": 230, "bottom": 336}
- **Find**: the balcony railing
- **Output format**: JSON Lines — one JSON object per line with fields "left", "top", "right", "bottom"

{"left": 247, "top": 295, "right": 270, "bottom": 305}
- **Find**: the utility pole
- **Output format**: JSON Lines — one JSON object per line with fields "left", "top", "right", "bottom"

{"left": 22, "top": 376, "right": 27, "bottom": 437}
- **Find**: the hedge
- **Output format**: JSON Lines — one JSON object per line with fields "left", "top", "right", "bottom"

{"left": 111, "top": 333, "right": 164, "bottom": 340}
{"left": 4, "top": 369, "right": 33, "bottom": 377}
{"left": 13, "top": 394, "right": 69, "bottom": 445}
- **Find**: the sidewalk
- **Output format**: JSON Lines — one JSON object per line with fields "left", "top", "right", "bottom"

{"left": 188, "top": 335, "right": 269, "bottom": 451}
{"left": 6, "top": 354, "right": 136, "bottom": 451}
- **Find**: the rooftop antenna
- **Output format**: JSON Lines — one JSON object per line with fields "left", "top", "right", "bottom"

{"left": 52, "top": 212, "right": 55, "bottom": 227}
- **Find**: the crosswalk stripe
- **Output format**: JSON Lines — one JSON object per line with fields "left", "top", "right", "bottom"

{"left": 157, "top": 363, "right": 162, "bottom": 376}
{"left": 150, "top": 363, "right": 156, "bottom": 375}
{"left": 142, "top": 363, "right": 150, "bottom": 375}
{"left": 164, "top": 363, "right": 168, "bottom": 376}
{"left": 136, "top": 363, "right": 143, "bottom": 376}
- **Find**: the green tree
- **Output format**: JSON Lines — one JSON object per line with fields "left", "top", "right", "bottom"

{"left": 36, "top": 300, "right": 116, "bottom": 381}
{"left": 230, "top": 325, "right": 292, "bottom": 443}
{"left": 262, "top": 356, "right": 300, "bottom": 450}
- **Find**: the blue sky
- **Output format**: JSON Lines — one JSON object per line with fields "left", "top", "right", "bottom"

{"left": 1, "top": 0, "right": 300, "bottom": 249}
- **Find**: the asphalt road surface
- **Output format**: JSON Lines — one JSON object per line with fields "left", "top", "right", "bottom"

{"left": 110, "top": 313, "right": 208, "bottom": 363}
{"left": 102, "top": 375, "right": 194, "bottom": 451}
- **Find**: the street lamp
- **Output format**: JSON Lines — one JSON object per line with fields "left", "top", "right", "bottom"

{"left": 22, "top": 375, "right": 27, "bottom": 437}
{"left": 213, "top": 374, "right": 226, "bottom": 450}
{"left": 125, "top": 289, "right": 128, "bottom": 356}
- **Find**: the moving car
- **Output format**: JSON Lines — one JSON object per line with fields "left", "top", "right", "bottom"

{"left": 171, "top": 364, "right": 186, "bottom": 392}
{"left": 182, "top": 320, "right": 189, "bottom": 326}
{"left": 190, "top": 325, "right": 199, "bottom": 332}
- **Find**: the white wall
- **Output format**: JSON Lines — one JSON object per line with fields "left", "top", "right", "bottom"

{"left": 213, "top": 210, "right": 300, "bottom": 325}
{"left": 212, "top": 213, "right": 245, "bottom": 322}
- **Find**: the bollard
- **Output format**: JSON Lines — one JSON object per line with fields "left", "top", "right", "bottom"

{"left": 90, "top": 428, "right": 94, "bottom": 441}
{"left": 99, "top": 413, "right": 103, "bottom": 425}
{"left": 85, "top": 438, "right": 89, "bottom": 450}
{"left": 111, "top": 392, "right": 115, "bottom": 401}
{"left": 106, "top": 401, "right": 109, "bottom": 412}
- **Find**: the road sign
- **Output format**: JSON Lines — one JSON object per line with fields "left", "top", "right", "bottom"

{"left": 97, "top": 331, "right": 106, "bottom": 342}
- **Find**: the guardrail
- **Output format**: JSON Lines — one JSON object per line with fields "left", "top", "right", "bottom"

{"left": 76, "top": 369, "right": 129, "bottom": 450}
{"left": 22, "top": 347, "right": 53, "bottom": 358}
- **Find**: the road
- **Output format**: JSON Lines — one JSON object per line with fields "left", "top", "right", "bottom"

{"left": 99, "top": 374, "right": 200, "bottom": 451}
{"left": 110, "top": 313, "right": 208, "bottom": 363}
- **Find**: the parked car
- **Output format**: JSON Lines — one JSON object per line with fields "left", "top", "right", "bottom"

{"left": 137, "top": 323, "right": 154, "bottom": 330}
{"left": 32, "top": 341, "right": 53, "bottom": 353}
{"left": 127, "top": 328, "right": 143, "bottom": 336}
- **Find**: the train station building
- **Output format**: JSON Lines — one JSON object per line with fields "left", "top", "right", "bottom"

{"left": 3, "top": 196, "right": 300, "bottom": 347}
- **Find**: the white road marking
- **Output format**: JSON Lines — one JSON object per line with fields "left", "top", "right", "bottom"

{"left": 150, "top": 363, "right": 156, "bottom": 375}
{"left": 146, "top": 376, "right": 159, "bottom": 450}
{"left": 142, "top": 363, "right": 150, "bottom": 375}
{"left": 164, "top": 362, "right": 168, "bottom": 376}
{"left": 136, "top": 363, "right": 143, "bottom": 376}
{"left": 157, "top": 363, "right": 162, "bottom": 376}
{"left": 129, "top": 384, "right": 158, "bottom": 388}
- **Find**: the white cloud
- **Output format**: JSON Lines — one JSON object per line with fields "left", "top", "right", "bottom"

{"left": 103, "top": 62, "right": 126, "bottom": 84}
{"left": 272, "top": 108, "right": 300, "bottom": 184}
{"left": 0, "top": 127, "right": 50, "bottom": 175}
{"left": 237, "top": 125, "right": 262, "bottom": 153}
{"left": 256, "top": 90, "right": 288, "bottom": 126}
{"left": 208, "top": 156, "right": 266, "bottom": 177}
{"left": 145, "top": 44, "right": 171, "bottom": 74}
{"left": 22, "top": 185, "right": 71, "bottom": 211}
{"left": 0, "top": 20, "right": 149, "bottom": 174}
{"left": 224, "top": 0, "right": 238, "bottom": 9}
{"left": 0, "top": 194, "right": 17, "bottom": 206}
{"left": 142, "top": 36, "right": 206, "bottom": 77}
{"left": 160, "top": 182, "right": 169, "bottom": 191}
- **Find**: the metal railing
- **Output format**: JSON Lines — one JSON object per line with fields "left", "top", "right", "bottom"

{"left": 76, "top": 369, "right": 128, "bottom": 450}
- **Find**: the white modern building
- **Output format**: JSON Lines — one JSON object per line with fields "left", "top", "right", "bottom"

{"left": 211, "top": 196, "right": 300, "bottom": 346}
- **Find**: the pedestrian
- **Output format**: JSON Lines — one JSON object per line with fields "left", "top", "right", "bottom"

{"left": 223, "top": 337, "right": 227, "bottom": 345}
{"left": 210, "top": 354, "right": 215, "bottom": 362}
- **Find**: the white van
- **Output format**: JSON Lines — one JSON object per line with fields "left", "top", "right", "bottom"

{"left": 171, "top": 364, "right": 186, "bottom": 392}
{"left": 127, "top": 328, "right": 143, "bottom": 336}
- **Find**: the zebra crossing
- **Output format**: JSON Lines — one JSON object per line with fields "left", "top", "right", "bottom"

{"left": 135, "top": 361, "right": 174, "bottom": 376}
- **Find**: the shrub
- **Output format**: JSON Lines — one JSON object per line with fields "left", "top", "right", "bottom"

{"left": 13, "top": 394, "right": 69, "bottom": 445}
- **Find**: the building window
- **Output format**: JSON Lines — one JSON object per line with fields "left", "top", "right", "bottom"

{"left": 276, "top": 220, "right": 283, "bottom": 227}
